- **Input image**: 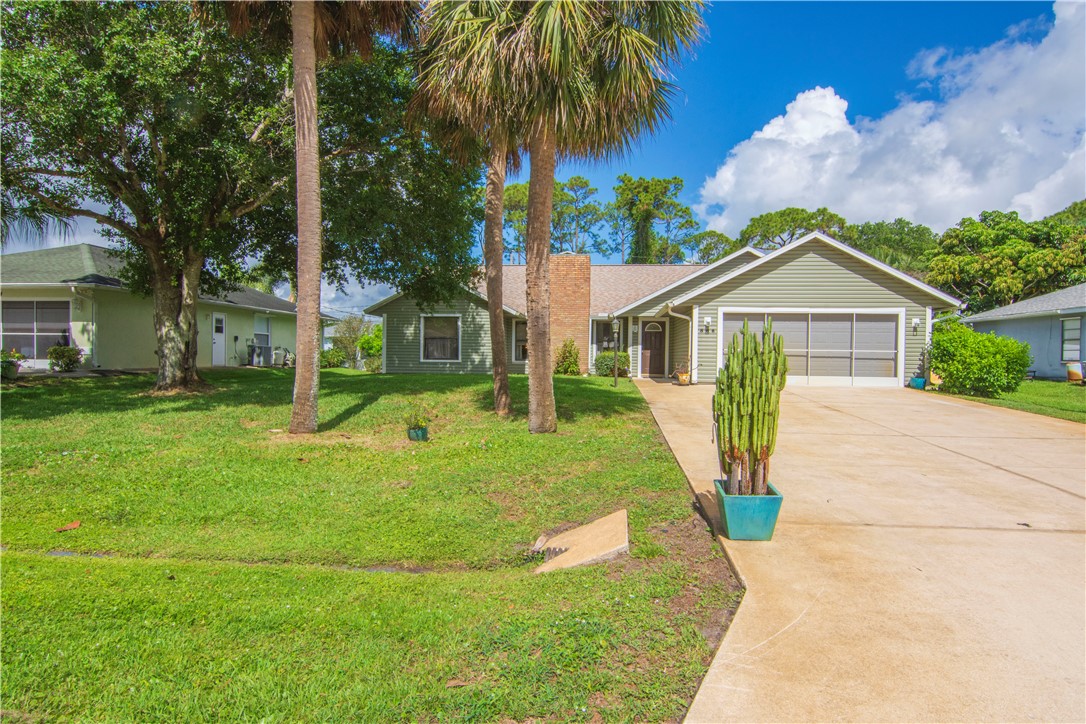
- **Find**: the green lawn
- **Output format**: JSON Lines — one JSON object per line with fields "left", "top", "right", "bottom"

{"left": 1, "top": 370, "right": 739, "bottom": 721}
{"left": 943, "top": 379, "right": 1086, "bottom": 423}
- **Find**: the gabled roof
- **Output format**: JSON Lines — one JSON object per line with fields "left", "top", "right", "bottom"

{"left": 1, "top": 243, "right": 299, "bottom": 315}
{"left": 610, "top": 246, "right": 764, "bottom": 316}
{"left": 363, "top": 286, "right": 522, "bottom": 317}
{"left": 963, "top": 283, "right": 1086, "bottom": 323}
{"left": 669, "top": 232, "right": 961, "bottom": 307}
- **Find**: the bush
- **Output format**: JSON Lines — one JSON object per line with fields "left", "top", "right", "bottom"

{"left": 594, "top": 351, "right": 630, "bottom": 378}
{"left": 357, "top": 323, "right": 382, "bottom": 360}
{"left": 928, "top": 320, "right": 1031, "bottom": 397}
{"left": 319, "top": 347, "right": 347, "bottom": 369}
{"left": 554, "top": 338, "right": 580, "bottom": 375}
{"left": 47, "top": 345, "right": 83, "bottom": 372}
{"left": 363, "top": 356, "right": 382, "bottom": 373}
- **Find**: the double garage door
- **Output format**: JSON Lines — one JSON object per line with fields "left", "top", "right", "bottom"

{"left": 720, "top": 309, "right": 903, "bottom": 387}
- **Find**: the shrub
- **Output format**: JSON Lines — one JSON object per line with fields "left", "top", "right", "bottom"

{"left": 404, "top": 405, "right": 429, "bottom": 430}
{"left": 553, "top": 338, "right": 580, "bottom": 375}
{"left": 357, "top": 323, "right": 382, "bottom": 360}
{"left": 319, "top": 347, "right": 347, "bottom": 369}
{"left": 928, "top": 320, "right": 1031, "bottom": 397}
{"left": 594, "top": 351, "right": 630, "bottom": 378}
{"left": 363, "top": 356, "right": 382, "bottom": 373}
{"left": 47, "top": 345, "right": 83, "bottom": 372}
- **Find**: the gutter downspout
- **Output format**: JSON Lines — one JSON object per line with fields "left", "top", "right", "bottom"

{"left": 665, "top": 303, "right": 693, "bottom": 378}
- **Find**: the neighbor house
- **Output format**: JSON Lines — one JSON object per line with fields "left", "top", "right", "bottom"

{"left": 963, "top": 283, "right": 1085, "bottom": 379}
{"left": 364, "top": 232, "right": 961, "bottom": 387}
{"left": 0, "top": 244, "right": 300, "bottom": 370}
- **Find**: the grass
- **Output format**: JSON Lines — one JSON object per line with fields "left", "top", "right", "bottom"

{"left": 941, "top": 379, "right": 1086, "bottom": 423}
{"left": 1, "top": 370, "right": 740, "bottom": 721}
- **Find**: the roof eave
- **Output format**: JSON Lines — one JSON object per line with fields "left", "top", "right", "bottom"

{"left": 965, "top": 306, "right": 1086, "bottom": 324}
{"left": 670, "top": 232, "right": 961, "bottom": 307}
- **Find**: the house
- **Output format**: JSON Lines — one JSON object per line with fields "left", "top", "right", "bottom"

{"left": 963, "top": 283, "right": 1085, "bottom": 379}
{"left": 364, "top": 232, "right": 962, "bottom": 387}
{"left": 0, "top": 244, "right": 300, "bottom": 370}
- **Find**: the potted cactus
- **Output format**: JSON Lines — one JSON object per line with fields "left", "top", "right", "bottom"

{"left": 712, "top": 320, "right": 788, "bottom": 540}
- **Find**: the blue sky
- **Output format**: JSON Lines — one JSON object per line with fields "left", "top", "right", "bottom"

{"left": 545, "top": 1, "right": 1076, "bottom": 232}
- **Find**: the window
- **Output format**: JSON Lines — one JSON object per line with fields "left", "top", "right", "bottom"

{"left": 422, "top": 315, "right": 460, "bottom": 361}
{"left": 1062, "top": 318, "right": 1081, "bottom": 362}
{"left": 594, "top": 320, "right": 622, "bottom": 355}
{"left": 1, "top": 301, "right": 70, "bottom": 360}
{"left": 513, "top": 320, "right": 528, "bottom": 362}
{"left": 252, "top": 316, "right": 271, "bottom": 366}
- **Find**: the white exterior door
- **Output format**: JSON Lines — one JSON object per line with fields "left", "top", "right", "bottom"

{"left": 212, "top": 313, "right": 226, "bottom": 366}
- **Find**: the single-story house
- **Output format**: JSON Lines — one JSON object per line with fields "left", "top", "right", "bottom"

{"left": 364, "top": 232, "right": 962, "bottom": 387}
{"left": 963, "top": 283, "right": 1085, "bottom": 379}
{"left": 0, "top": 243, "right": 300, "bottom": 370}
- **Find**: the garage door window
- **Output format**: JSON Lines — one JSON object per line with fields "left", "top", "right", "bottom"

{"left": 721, "top": 310, "right": 899, "bottom": 382}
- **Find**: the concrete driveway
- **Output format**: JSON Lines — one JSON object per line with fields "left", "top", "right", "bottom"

{"left": 635, "top": 381, "right": 1085, "bottom": 723}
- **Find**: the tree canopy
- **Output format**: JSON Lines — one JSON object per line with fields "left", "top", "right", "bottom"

{"left": 738, "top": 207, "right": 847, "bottom": 250}
{"left": 927, "top": 210, "right": 1085, "bottom": 312}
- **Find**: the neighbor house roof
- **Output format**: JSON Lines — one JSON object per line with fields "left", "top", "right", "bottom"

{"left": 669, "top": 232, "right": 962, "bottom": 308}
{"left": 964, "top": 283, "right": 1086, "bottom": 323}
{"left": 1, "top": 243, "right": 299, "bottom": 315}
{"left": 474, "top": 263, "right": 711, "bottom": 317}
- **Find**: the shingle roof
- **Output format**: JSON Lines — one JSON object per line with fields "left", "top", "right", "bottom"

{"left": 1, "top": 243, "right": 298, "bottom": 315}
{"left": 964, "top": 283, "right": 1086, "bottom": 323}
{"left": 474, "top": 263, "right": 707, "bottom": 317}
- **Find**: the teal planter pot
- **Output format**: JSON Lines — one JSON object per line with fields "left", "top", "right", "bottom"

{"left": 714, "top": 479, "right": 783, "bottom": 541}
{"left": 908, "top": 376, "right": 926, "bottom": 390}
{"left": 407, "top": 426, "right": 428, "bottom": 442}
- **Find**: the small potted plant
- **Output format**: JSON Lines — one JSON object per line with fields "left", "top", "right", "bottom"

{"left": 712, "top": 320, "right": 788, "bottom": 540}
{"left": 405, "top": 406, "right": 430, "bottom": 442}
{"left": 1, "top": 349, "right": 26, "bottom": 381}
{"left": 672, "top": 360, "right": 691, "bottom": 386}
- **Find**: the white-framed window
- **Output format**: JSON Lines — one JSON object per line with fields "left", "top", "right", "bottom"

{"left": 512, "top": 320, "right": 528, "bottom": 362}
{"left": 1061, "top": 318, "right": 1081, "bottom": 362}
{"left": 1, "top": 300, "right": 71, "bottom": 361}
{"left": 421, "top": 315, "right": 460, "bottom": 362}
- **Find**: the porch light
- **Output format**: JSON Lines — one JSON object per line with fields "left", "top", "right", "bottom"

{"left": 912, "top": 318, "right": 920, "bottom": 335}
{"left": 703, "top": 316, "right": 713, "bottom": 333}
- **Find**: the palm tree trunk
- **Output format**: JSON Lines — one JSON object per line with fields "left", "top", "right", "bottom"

{"left": 289, "top": 0, "right": 321, "bottom": 435}
{"left": 525, "top": 120, "right": 558, "bottom": 433}
{"left": 484, "top": 147, "right": 511, "bottom": 416}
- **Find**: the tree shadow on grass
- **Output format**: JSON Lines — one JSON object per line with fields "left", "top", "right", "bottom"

{"left": 0, "top": 368, "right": 299, "bottom": 423}
{"left": 472, "top": 375, "right": 648, "bottom": 422}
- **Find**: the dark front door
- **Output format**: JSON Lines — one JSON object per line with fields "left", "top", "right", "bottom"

{"left": 641, "top": 322, "right": 666, "bottom": 376}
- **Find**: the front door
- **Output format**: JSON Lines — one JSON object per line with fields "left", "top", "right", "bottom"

{"left": 641, "top": 322, "right": 666, "bottom": 376}
{"left": 212, "top": 313, "right": 226, "bottom": 366}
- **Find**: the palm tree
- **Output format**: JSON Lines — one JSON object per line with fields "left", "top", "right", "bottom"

{"left": 216, "top": 1, "right": 418, "bottom": 434}
{"left": 418, "top": 1, "right": 703, "bottom": 432}
{"left": 413, "top": 3, "right": 523, "bottom": 418}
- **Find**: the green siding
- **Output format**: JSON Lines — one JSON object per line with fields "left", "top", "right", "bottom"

{"left": 688, "top": 243, "right": 950, "bottom": 383}
{"left": 624, "top": 251, "right": 759, "bottom": 317}
{"left": 382, "top": 294, "right": 499, "bottom": 374}
{"left": 668, "top": 314, "right": 690, "bottom": 375}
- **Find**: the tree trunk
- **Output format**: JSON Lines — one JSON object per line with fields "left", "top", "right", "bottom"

{"left": 484, "top": 147, "right": 511, "bottom": 416}
{"left": 289, "top": 0, "right": 322, "bottom": 435}
{"left": 525, "top": 121, "right": 558, "bottom": 433}
{"left": 150, "top": 249, "right": 203, "bottom": 391}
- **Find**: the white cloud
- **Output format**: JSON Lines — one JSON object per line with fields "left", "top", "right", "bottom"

{"left": 697, "top": 2, "right": 1086, "bottom": 235}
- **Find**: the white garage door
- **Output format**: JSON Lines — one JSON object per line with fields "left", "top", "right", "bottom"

{"left": 720, "top": 309, "right": 903, "bottom": 387}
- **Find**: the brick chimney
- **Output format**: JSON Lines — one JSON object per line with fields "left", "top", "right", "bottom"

{"left": 549, "top": 253, "right": 591, "bottom": 374}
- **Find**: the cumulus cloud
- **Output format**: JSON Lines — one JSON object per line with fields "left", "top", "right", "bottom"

{"left": 697, "top": 2, "right": 1086, "bottom": 235}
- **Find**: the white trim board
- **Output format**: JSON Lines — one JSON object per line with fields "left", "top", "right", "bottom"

{"left": 716, "top": 306, "right": 907, "bottom": 387}
{"left": 610, "top": 247, "right": 764, "bottom": 317}
{"left": 671, "top": 232, "right": 960, "bottom": 308}
{"left": 419, "top": 313, "right": 462, "bottom": 363}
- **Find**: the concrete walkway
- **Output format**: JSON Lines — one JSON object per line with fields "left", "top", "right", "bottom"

{"left": 635, "top": 380, "right": 1086, "bottom": 723}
